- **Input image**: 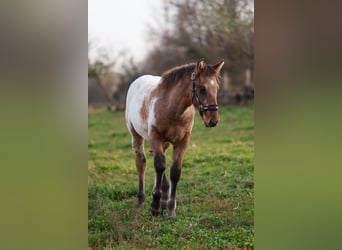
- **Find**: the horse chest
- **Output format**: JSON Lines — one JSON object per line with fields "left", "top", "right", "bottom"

{"left": 166, "top": 126, "right": 189, "bottom": 144}
{"left": 154, "top": 115, "right": 194, "bottom": 144}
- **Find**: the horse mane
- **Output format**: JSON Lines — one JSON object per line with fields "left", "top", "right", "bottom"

{"left": 161, "top": 62, "right": 220, "bottom": 88}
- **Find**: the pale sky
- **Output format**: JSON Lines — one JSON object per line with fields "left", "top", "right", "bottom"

{"left": 88, "top": 0, "right": 163, "bottom": 66}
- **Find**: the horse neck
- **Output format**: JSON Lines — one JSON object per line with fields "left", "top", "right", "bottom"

{"left": 164, "top": 78, "right": 193, "bottom": 119}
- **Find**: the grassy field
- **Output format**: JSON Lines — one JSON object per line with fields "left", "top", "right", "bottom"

{"left": 88, "top": 105, "right": 254, "bottom": 249}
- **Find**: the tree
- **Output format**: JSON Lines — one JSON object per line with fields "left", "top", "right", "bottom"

{"left": 88, "top": 40, "right": 120, "bottom": 108}
{"left": 143, "top": 0, "right": 254, "bottom": 89}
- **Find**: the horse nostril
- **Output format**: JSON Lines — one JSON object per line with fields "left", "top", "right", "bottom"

{"left": 209, "top": 119, "right": 217, "bottom": 127}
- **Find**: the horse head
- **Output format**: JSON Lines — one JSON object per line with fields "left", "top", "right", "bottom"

{"left": 192, "top": 59, "right": 224, "bottom": 127}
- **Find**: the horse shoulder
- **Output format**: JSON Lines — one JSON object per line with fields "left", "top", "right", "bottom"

{"left": 150, "top": 105, "right": 195, "bottom": 145}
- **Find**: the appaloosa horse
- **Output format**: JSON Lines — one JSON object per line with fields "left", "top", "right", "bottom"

{"left": 125, "top": 59, "right": 224, "bottom": 217}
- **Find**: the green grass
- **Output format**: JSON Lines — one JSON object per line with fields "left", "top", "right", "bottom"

{"left": 88, "top": 106, "right": 254, "bottom": 249}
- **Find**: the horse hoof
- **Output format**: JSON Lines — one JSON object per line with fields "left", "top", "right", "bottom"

{"left": 136, "top": 203, "right": 144, "bottom": 209}
{"left": 160, "top": 200, "right": 168, "bottom": 210}
{"left": 149, "top": 207, "right": 160, "bottom": 216}
{"left": 167, "top": 210, "right": 176, "bottom": 219}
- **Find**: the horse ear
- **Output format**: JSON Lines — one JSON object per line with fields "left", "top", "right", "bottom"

{"left": 196, "top": 59, "right": 205, "bottom": 74}
{"left": 212, "top": 59, "right": 224, "bottom": 74}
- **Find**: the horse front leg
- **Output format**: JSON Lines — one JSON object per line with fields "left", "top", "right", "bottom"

{"left": 168, "top": 134, "right": 190, "bottom": 218}
{"left": 149, "top": 150, "right": 166, "bottom": 215}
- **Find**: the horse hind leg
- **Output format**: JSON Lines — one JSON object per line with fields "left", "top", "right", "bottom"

{"left": 160, "top": 174, "right": 170, "bottom": 210}
{"left": 131, "top": 130, "right": 146, "bottom": 208}
{"left": 160, "top": 142, "right": 170, "bottom": 210}
{"left": 167, "top": 135, "right": 190, "bottom": 218}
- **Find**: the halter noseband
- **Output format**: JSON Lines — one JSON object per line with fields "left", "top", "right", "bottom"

{"left": 191, "top": 72, "right": 219, "bottom": 115}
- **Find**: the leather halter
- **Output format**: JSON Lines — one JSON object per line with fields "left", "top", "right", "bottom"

{"left": 191, "top": 72, "right": 219, "bottom": 115}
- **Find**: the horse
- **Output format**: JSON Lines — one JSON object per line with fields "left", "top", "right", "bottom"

{"left": 125, "top": 59, "right": 224, "bottom": 217}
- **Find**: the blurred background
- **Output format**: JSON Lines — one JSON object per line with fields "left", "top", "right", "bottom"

{"left": 88, "top": 0, "right": 254, "bottom": 110}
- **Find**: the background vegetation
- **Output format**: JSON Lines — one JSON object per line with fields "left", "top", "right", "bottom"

{"left": 88, "top": 106, "right": 254, "bottom": 249}
{"left": 88, "top": 0, "right": 254, "bottom": 109}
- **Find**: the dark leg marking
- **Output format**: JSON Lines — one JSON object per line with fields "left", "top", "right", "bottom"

{"left": 150, "top": 152, "right": 166, "bottom": 215}
{"left": 161, "top": 174, "right": 170, "bottom": 210}
{"left": 167, "top": 161, "right": 181, "bottom": 216}
{"left": 167, "top": 134, "right": 190, "bottom": 217}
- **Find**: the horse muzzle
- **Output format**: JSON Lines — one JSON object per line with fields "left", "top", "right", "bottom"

{"left": 200, "top": 105, "right": 219, "bottom": 128}
{"left": 203, "top": 117, "right": 219, "bottom": 127}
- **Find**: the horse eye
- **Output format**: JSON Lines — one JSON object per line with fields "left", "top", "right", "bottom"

{"left": 199, "top": 86, "right": 206, "bottom": 95}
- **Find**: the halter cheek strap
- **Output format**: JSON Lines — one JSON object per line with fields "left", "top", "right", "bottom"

{"left": 191, "top": 72, "right": 219, "bottom": 115}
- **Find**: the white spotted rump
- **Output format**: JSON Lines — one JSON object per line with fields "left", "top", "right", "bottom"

{"left": 125, "top": 75, "right": 161, "bottom": 140}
